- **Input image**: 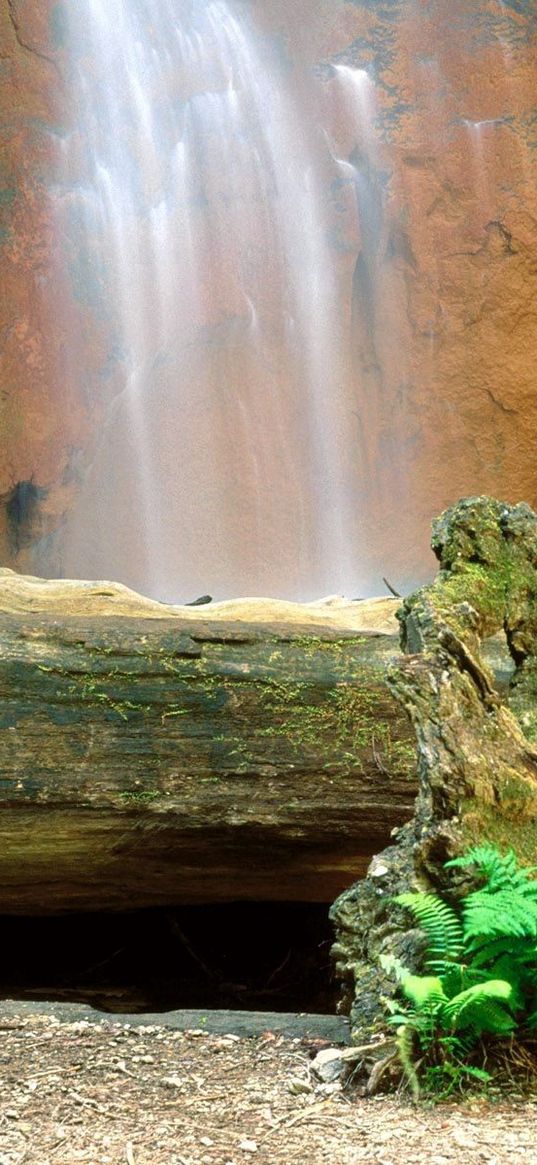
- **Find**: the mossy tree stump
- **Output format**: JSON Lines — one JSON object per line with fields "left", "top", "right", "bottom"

{"left": 331, "top": 497, "right": 537, "bottom": 1039}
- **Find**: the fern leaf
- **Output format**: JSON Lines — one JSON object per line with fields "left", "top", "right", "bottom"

{"left": 466, "top": 934, "right": 523, "bottom": 965}
{"left": 395, "top": 1023, "right": 420, "bottom": 1101}
{"left": 396, "top": 892, "right": 464, "bottom": 960}
{"left": 401, "top": 974, "right": 447, "bottom": 1010}
{"left": 379, "top": 953, "right": 413, "bottom": 984}
{"left": 437, "top": 963, "right": 488, "bottom": 998}
{"left": 485, "top": 956, "right": 526, "bottom": 1009}
{"left": 441, "top": 980, "right": 514, "bottom": 1035}
{"left": 463, "top": 889, "right": 537, "bottom": 940}
{"left": 447, "top": 846, "right": 537, "bottom": 895}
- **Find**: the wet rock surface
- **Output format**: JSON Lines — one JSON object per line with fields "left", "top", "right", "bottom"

{"left": 1, "top": 3, "right": 537, "bottom": 595}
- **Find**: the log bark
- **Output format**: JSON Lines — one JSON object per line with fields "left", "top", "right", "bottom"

{"left": 0, "top": 570, "right": 418, "bottom": 913}
{"left": 330, "top": 497, "right": 537, "bottom": 1040}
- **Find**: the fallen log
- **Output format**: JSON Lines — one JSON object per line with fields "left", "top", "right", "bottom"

{"left": 0, "top": 570, "right": 419, "bottom": 913}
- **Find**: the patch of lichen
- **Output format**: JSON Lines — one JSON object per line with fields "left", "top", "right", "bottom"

{"left": 424, "top": 496, "right": 537, "bottom": 640}
{"left": 4, "top": 631, "right": 416, "bottom": 780}
{"left": 283, "top": 635, "right": 369, "bottom": 654}
{"left": 403, "top": 543, "right": 537, "bottom": 653}
{"left": 156, "top": 636, "right": 407, "bottom": 756}
{"left": 199, "top": 635, "right": 376, "bottom": 684}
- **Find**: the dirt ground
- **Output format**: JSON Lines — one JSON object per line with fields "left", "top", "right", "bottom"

{"left": 0, "top": 1011, "right": 536, "bottom": 1165}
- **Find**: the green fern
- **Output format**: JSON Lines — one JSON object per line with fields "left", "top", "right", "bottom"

{"left": 447, "top": 845, "right": 537, "bottom": 896}
{"left": 395, "top": 1022, "right": 420, "bottom": 1101}
{"left": 463, "top": 889, "right": 537, "bottom": 940}
{"left": 395, "top": 972, "right": 515, "bottom": 1035}
{"left": 395, "top": 892, "right": 463, "bottom": 962}
{"left": 440, "top": 980, "right": 514, "bottom": 1034}
{"left": 468, "top": 934, "right": 527, "bottom": 965}
{"left": 401, "top": 974, "right": 447, "bottom": 1010}
{"left": 387, "top": 844, "right": 537, "bottom": 1096}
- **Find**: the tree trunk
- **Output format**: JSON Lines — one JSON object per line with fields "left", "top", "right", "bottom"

{"left": 0, "top": 570, "right": 418, "bottom": 913}
{"left": 330, "top": 497, "right": 537, "bottom": 1040}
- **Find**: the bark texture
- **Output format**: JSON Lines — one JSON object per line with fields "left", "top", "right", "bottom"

{"left": 0, "top": 574, "right": 417, "bottom": 912}
{"left": 331, "top": 496, "right": 537, "bottom": 1039}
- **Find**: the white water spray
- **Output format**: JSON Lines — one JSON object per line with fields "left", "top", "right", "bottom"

{"left": 56, "top": 0, "right": 368, "bottom": 600}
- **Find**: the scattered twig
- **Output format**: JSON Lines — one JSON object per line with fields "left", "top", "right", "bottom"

{"left": 265, "top": 948, "right": 292, "bottom": 988}
{"left": 371, "top": 738, "right": 389, "bottom": 775}
{"left": 50, "top": 1137, "right": 69, "bottom": 1158}
{"left": 382, "top": 577, "right": 401, "bottom": 598}
{"left": 365, "top": 1050, "right": 399, "bottom": 1095}
{"left": 126, "top": 1142, "right": 136, "bottom": 1165}
{"left": 259, "top": 1097, "right": 337, "bottom": 1141}
{"left": 69, "top": 1090, "right": 112, "bottom": 1115}
{"left": 166, "top": 915, "right": 217, "bottom": 982}
{"left": 112, "top": 1061, "right": 136, "bottom": 1078}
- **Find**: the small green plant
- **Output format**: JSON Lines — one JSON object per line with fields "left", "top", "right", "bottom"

{"left": 384, "top": 844, "right": 537, "bottom": 1098}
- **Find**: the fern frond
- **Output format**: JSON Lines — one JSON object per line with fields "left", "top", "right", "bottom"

{"left": 395, "top": 1023, "right": 420, "bottom": 1101}
{"left": 485, "top": 956, "right": 527, "bottom": 1009}
{"left": 447, "top": 845, "right": 537, "bottom": 895}
{"left": 463, "top": 889, "right": 537, "bottom": 940}
{"left": 436, "top": 963, "right": 488, "bottom": 998}
{"left": 396, "top": 892, "right": 464, "bottom": 960}
{"left": 466, "top": 934, "right": 525, "bottom": 965}
{"left": 520, "top": 964, "right": 537, "bottom": 989}
{"left": 401, "top": 974, "right": 447, "bottom": 1011}
{"left": 379, "top": 953, "right": 413, "bottom": 984}
{"left": 441, "top": 980, "right": 514, "bottom": 1035}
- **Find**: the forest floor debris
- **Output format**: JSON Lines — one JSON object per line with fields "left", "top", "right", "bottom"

{"left": 0, "top": 1010, "right": 536, "bottom": 1164}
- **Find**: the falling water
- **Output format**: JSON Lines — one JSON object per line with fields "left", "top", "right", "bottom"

{"left": 55, "top": 0, "right": 372, "bottom": 602}
{"left": 332, "top": 66, "right": 376, "bottom": 150}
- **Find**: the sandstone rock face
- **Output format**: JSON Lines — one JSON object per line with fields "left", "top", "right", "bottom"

{"left": 1, "top": 1, "right": 536, "bottom": 599}
{"left": 0, "top": 1, "right": 107, "bottom": 566}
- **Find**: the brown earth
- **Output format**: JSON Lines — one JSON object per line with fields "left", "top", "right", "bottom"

{"left": 0, "top": 1009, "right": 536, "bottom": 1165}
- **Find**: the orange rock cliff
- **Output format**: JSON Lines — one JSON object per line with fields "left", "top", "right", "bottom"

{"left": 1, "top": 0, "right": 536, "bottom": 599}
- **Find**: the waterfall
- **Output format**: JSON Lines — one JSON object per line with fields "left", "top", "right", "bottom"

{"left": 57, "top": 0, "right": 371, "bottom": 601}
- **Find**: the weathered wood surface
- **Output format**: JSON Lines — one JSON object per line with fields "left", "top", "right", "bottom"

{"left": 330, "top": 497, "right": 537, "bottom": 1040}
{"left": 0, "top": 570, "right": 420, "bottom": 912}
